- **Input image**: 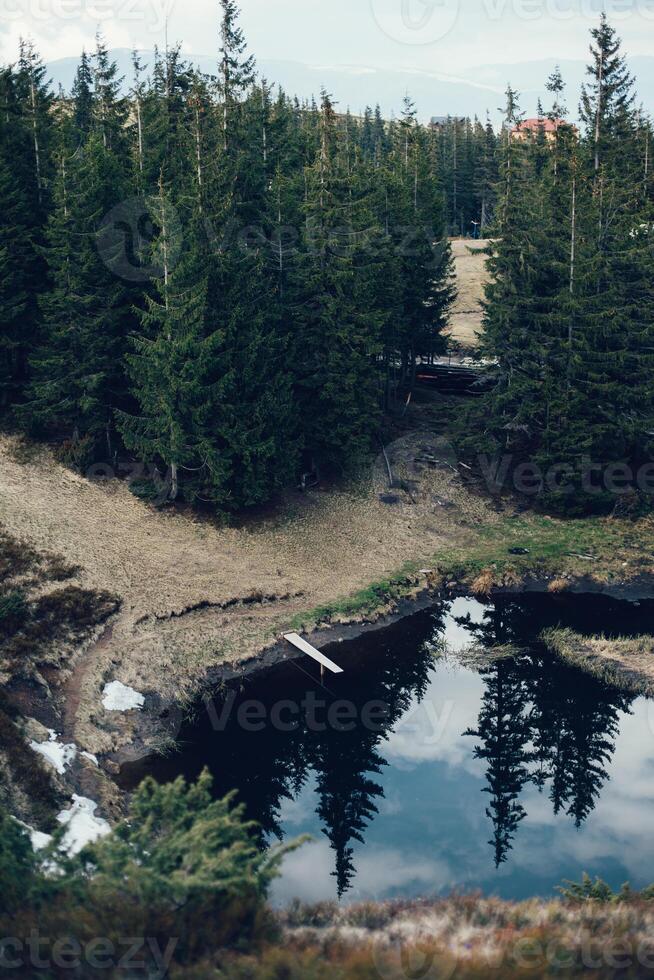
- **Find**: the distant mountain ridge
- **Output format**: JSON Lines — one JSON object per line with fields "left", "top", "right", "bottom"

{"left": 44, "top": 50, "right": 654, "bottom": 126}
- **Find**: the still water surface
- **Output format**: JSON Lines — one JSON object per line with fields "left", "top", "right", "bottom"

{"left": 120, "top": 594, "right": 654, "bottom": 904}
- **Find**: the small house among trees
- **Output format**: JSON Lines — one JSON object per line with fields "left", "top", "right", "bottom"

{"left": 511, "top": 117, "right": 577, "bottom": 142}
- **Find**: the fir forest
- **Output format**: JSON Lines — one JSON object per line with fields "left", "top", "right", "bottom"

{"left": 3, "top": 1, "right": 654, "bottom": 977}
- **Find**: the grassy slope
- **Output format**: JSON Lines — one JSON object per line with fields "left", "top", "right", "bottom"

{"left": 291, "top": 511, "right": 654, "bottom": 631}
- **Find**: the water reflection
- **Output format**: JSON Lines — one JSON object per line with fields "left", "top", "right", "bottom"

{"left": 466, "top": 653, "right": 632, "bottom": 867}
{"left": 119, "top": 594, "right": 654, "bottom": 901}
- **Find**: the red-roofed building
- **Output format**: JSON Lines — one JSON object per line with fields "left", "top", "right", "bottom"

{"left": 511, "top": 117, "right": 576, "bottom": 142}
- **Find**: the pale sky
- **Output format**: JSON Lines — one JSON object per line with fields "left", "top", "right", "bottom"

{"left": 2, "top": 0, "right": 654, "bottom": 70}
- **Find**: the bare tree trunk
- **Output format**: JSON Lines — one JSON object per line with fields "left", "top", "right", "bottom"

{"left": 277, "top": 186, "right": 283, "bottom": 301}
{"left": 594, "top": 49, "right": 604, "bottom": 173}
{"left": 262, "top": 92, "right": 268, "bottom": 167}
{"left": 61, "top": 156, "right": 68, "bottom": 219}
{"left": 567, "top": 174, "right": 577, "bottom": 396}
{"left": 159, "top": 174, "right": 177, "bottom": 503}
{"left": 29, "top": 75, "right": 42, "bottom": 204}
{"left": 136, "top": 97, "right": 144, "bottom": 175}
{"left": 645, "top": 126, "right": 650, "bottom": 185}
{"left": 194, "top": 103, "right": 203, "bottom": 212}
{"left": 222, "top": 55, "right": 229, "bottom": 151}
{"left": 452, "top": 123, "right": 458, "bottom": 225}
{"left": 170, "top": 463, "right": 179, "bottom": 501}
{"left": 320, "top": 114, "right": 327, "bottom": 212}
{"left": 569, "top": 177, "right": 576, "bottom": 298}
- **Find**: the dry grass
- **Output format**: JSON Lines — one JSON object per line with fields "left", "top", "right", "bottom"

{"left": 3, "top": 419, "right": 654, "bottom": 758}
{"left": 0, "top": 525, "right": 119, "bottom": 685}
{"left": 193, "top": 894, "right": 654, "bottom": 980}
{"left": 544, "top": 628, "right": 654, "bottom": 696}
{"left": 446, "top": 238, "right": 489, "bottom": 350}
{"left": 0, "top": 430, "right": 502, "bottom": 754}
{"left": 470, "top": 567, "right": 495, "bottom": 595}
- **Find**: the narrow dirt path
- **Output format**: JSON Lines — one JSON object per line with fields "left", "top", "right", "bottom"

{"left": 61, "top": 622, "right": 115, "bottom": 740}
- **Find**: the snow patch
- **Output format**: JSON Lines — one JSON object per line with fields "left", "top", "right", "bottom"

{"left": 16, "top": 799, "right": 110, "bottom": 859}
{"left": 16, "top": 819, "right": 52, "bottom": 851}
{"left": 102, "top": 681, "right": 145, "bottom": 711}
{"left": 30, "top": 730, "right": 77, "bottom": 775}
{"left": 56, "top": 795, "right": 111, "bottom": 855}
{"left": 81, "top": 751, "right": 99, "bottom": 766}
{"left": 30, "top": 827, "right": 53, "bottom": 850}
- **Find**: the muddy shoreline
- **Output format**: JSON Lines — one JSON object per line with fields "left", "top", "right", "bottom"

{"left": 111, "top": 571, "right": 654, "bottom": 769}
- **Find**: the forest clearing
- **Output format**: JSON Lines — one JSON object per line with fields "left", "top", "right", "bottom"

{"left": 3, "top": 4, "right": 654, "bottom": 976}
{"left": 447, "top": 238, "right": 488, "bottom": 349}
{"left": 2, "top": 235, "right": 652, "bottom": 763}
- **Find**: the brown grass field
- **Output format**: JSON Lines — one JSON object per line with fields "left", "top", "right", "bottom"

{"left": 446, "top": 238, "right": 489, "bottom": 349}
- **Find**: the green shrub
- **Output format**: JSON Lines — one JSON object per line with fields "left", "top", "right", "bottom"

{"left": 558, "top": 873, "right": 654, "bottom": 903}
{"left": 0, "top": 811, "right": 39, "bottom": 915}
{"left": 0, "top": 771, "right": 303, "bottom": 975}
{"left": 0, "top": 695, "right": 61, "bottom": 826}
{"left": 54, "top": 434, "right": 97, "bottom": 473}
{"left": 0, "top": 590, "right": 28, "bottom": 634}
{"left": 129, "top": 476, "right": 166, "bottom": 502}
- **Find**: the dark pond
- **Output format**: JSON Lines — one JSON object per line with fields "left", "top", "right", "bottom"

{"left": 119, "top": 593, "right": 654, "bottom": 905}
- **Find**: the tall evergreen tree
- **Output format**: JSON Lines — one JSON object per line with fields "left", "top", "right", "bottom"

{"left": 290, "top": 92, "right": 386, "bottom": 473}
{"left": 580, "top": 13, "right": 636, "bottom": 173}
{"left": 23, "top": 133, "right": 136, "bottom": 461}
{"left": 71, "top": 51, "right": 94, "bottom": 139}
{"left": 218, "top": 0, "right": 256, "bottom": 150}
{"left": 0, "top": 68, "right": 40, "bottom": 413}
{"left": 117, "top": 185, "right": 228, "bottom": 503}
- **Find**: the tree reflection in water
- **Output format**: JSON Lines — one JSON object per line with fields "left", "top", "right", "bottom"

{"left": 119, "top": 596, "right": 639, "bottom": 896}
{"left": 457, "top": 600, "right": 634, "bottom": 866}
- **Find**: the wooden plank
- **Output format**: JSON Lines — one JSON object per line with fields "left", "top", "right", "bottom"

{"left": 283, "top": 633, "right": 344, "bottom": 674}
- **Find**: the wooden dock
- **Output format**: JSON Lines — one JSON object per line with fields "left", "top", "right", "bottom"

{"left": 283, "top": 633, "right": 343, "bottom": 674}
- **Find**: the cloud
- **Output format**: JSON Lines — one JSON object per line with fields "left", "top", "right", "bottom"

{"left": 5, "top": 0, "right": 654, "bottom": 74}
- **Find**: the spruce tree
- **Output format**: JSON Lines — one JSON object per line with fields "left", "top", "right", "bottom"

{"left": 218, "top": 0, "right": 256, "bottom": 150}
{"left": 90, "top": 34, "right": 129, "bottom": 157}
{"left": 23, "top": 133, "right": 136, "bottom": 461}
{"left": 15, "top": 39, "right": 53, "bottom": 212}
{"left": 72, "top": 51, "right": 94, "bottom": 138}
{"left": 580, "top": 12, "right": 636, "bottom": 173}
{"left": 118, "top": 186, "right": 229, "bottom": 504}
{"left": 0, "top": 68, "right": 40, "bottom": 414}
{"left": 0, "top": 142, "right": 31, "bottom": 412}
{"left": 291, "top": 92, "right": 386, "bottom": 473}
